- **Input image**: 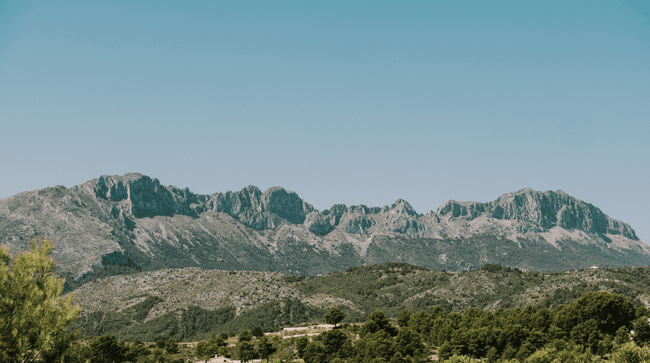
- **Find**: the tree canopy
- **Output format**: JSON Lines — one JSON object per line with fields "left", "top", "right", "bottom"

{"left": 325, "top": 307, "right": 346, "bottom": 326}
{"left": 0, "top": 237, "right": 80, "bottom": 363}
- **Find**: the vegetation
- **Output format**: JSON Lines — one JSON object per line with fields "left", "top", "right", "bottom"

{"left": 6, "top": 240, "right": 650, "bottom": 363}
{"left": 0, "top": 237, "right": 192, "bottom": 362}
{"left": 68, "top": 262, "right": 650, "bottom": 342}
{"left": 48, "top": 290, "right": 650, "bottom": 362}
{"left": 190, "top": 291, "right": 648, "bottom": 363}
{"left": 5, "top": 239, "right": 650, "bottom": 362}
{"left": 0, "top": 237, "right": 80, "bottom": 362}
{"left": 325, "top": 307, "right": 347, "bottom": 327}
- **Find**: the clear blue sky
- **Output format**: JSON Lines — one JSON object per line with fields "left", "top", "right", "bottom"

{"left": 1, "top": 1, "right": 649, "bottom": 244}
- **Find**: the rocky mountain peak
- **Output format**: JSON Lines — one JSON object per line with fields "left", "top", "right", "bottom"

{"left": 205, "top": 185, "right": 313, "bottom": 230}
{"left": 383, "top": 198, "right": 418, "bottom": 216}
{"left": 430, "top": 189, "right": 637, "bottom": 240}
{"left": 92, "top": 173, "right": 205, "bottom": 218}
{"left": 490, "top": 189, "right": 637, "bottom": 239}
{"left": 262, "top": 187, "right": 313, "bottom": 224}
{"left": 435, "top": 200, "right": 485, "bottom": 220}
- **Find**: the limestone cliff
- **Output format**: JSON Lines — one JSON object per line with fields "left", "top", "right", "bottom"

{"left": 1, "top": 173, "right": 648, "bottom": 290}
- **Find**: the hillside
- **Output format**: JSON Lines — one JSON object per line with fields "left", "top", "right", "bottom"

{"left": 1, "top": 173, "right": 649, "bottom": 290}
{"left": 68, "top": 262, "right": 650, "bottom": 342}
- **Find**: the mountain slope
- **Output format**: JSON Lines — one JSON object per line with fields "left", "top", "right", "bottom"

{"left": 0, "top": 173, "right": 648, "bottom": 289}
{"left": 68, "top": 263, "right": 650, "bottom": 341}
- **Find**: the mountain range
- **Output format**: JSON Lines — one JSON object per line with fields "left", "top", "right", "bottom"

{"left": 0, "top": 172, "right": 648, "bottom": 290}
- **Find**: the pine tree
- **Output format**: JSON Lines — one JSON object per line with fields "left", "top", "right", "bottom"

{"left": 325, "top": 307, "right": 346, "bottom": 327}
{"left": 237, "top": 340, "right": 255, "bottom": 363}
{"left": 257, "top": 335, "right": 275, "bottom": 362}
{"left": 0, "top": 237, "right": 80, "bottom": 363}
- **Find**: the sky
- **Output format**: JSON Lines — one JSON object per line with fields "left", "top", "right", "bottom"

{"left": 1, "top": 1, "right": 649, "bottom": 244}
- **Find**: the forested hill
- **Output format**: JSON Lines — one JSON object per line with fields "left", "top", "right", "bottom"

{"left": 69, "top": 262, "right": 650, "bottom": 342}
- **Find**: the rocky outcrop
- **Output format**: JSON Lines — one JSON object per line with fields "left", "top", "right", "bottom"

{"left": 205, "top": 185, "right": 314, "bottom": 230}
{"left": 435, "top": 189, "right": 638, "bottom": 240}
{"left": 1, "top": 173, "right": 647, "bottom": 290}
{"left": 303, "top": 211, "right": 334, "bottom": 236}
{"left": 93, "top": 173, "right": 207, "bottom": 218}
{"left": 435, "top": 200, "right": 486, "bottom": 221}
{"left": 94, "top": 174, "right": 314, "bottom": 230}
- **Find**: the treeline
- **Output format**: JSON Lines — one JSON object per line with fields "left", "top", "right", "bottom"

{"left": 78, "top": 291, "right": 650, "bottom": 362}
{"left": 405, "top": 291, "right": 648, "bottom": 361}
{"left": 289, "top": 291, "right": 650, "bottom": 362}
{"left": 60, "top": 335, "right": 187, "bottom": 363}
{"left": 73, "top": 297, "right": 328, "bottom": 342}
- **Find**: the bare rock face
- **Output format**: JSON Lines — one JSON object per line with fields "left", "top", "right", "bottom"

{"left": 303, "top": 211, "right": 334, "bottom": 236}
{"left": 378, "top": 199, "right": 423, "bottom": 236}
{"left": 321, "top": 204, "right": 348, "bottom": 226}
{"left": 383, "top": 198, "right": 418, "bottom": 217}
{"left": 205, "top": 185, "right": 313, "bottom": 230}
{"left": 339, "top": 214, "right": 376, "bottom": 234}
{"left": 262, "top": 186, "right": 313, "bottom": 225}
{"left": 436, "top": 189, "right": 637, "bottom": 240}
{"left": 94, "top": 174, "right": 315, "bottom": 230}
{"left": 435, "top": 200, "right": 486, "bottom": 221}
{"left": 335, "top": 205, "right": 377, "bottom": 234}
{"left": 94, "top": 173, "right": 207, "bottom": 218}
{"left": 1, "top": 173, "right": 648, "bottom": 290}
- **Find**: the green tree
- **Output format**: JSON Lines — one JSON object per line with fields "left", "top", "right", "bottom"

{"left": 572, "top": 291, "right": 635, "bottom": 335}
{"left": 390, "top": 351, "right": 405, "bottom": 363}
{"left": 89, "top": 335, "right": 128, "bottom": 363}
{"left": 321, "top": 329, "right": 348, "bottom": 357}
{"left": 0, "top": 237, "right": 80, "bottom": 363}
{"left": 196, "top": 334, "right": 226, "bottom": 358}
{"left": 155, "top": 336, "right": 179, "bottom": 354}
{"left": 597, "top": 334, "right": 613, "bottom": 357}
{"left": 441, "top": 354, "right": 480, "bottom": 363}
{"left": 61, "top": 341, "right": 93, "bottom": 363}
{"left": 296, "top": 336, "right": 309, "bottom": 358}
{"left": 524, "top": 347, "right": 557, "bottom": 363}
{"left": 515, "top": 341, "right": 535, "bottom": 362}
{"left": 501, "top": 344, "right": 517, "bottom": 361}
{"left": 362, "top": 310, "right": 397, "bottom": 337}
{"left": 164, "top": 338, "right": 179, "bottom": 355}
{"left": 615, "top": 325, "right": 630, "bottom": 345}
{"left": 570, "top": 319, "right": 601, "bottom": 353}
{"left": 438, "top": 341, "right": 454, "bottom": 361}
{"left": 151, "top": 347, "right": 166, "bottom": 363}
{"left": 239, "top": 330, "right": 253, "bottom": 342}
{"left": 359, "top": 330, "right": 396, "bottom": 362}
{"left": 552, "top": 343, "right": 593, "bottom": 363}
{"left": 633, "top": 318, "right": 650, "bottom": 346}
{"left": 126, "top": 340, "right": 150, "bottom": 362}
{"left": 484, "top": 347, "right": 499, "bottom": 363}
{"left": 257, "top": 335, "right": 275, "bottom": 362}
{"left": 611, "top": 342, "right": 650, "bottom": 363}
{"left": 397, "top": 309, "right": 412, "bottom": 328}
{"left": 395, "top": 327, "right": 424, "bottom": 358}
{"left": 302, "top": 342, "right": 327, "bottom": 363}
{"left": 237, "top": 340, "right": 255, "bottom": 363}
{"left": 325, "top": 307, "right": 347, "bottom": 327}
{"left": 252, "top": 326, "right": 265, "bottom": 338}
